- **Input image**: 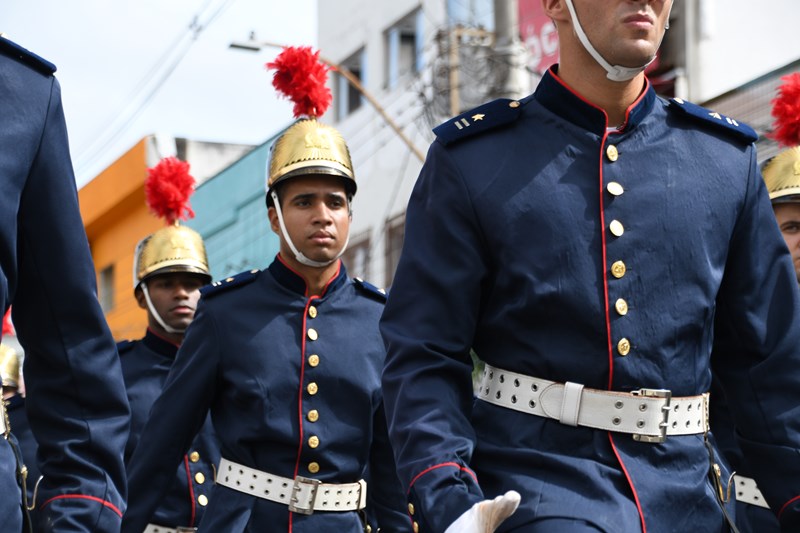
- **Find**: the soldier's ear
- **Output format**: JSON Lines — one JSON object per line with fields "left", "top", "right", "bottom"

{"left": 267, "top": 206, "right": 280, "bottom": 236}
{"left": 134, "top": 286, "right": 147, "bottom": 310}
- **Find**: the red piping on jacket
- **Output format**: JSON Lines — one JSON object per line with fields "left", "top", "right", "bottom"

{"left": 183, "top": 454, "right": 197, "bottom": 526}
{"left": 550, "top": 66, "right": 652, "bottom": 533}
{"left": 408, "top": 462, "right": 479, "bottom": 493}
{"left": 779, "top": 494, "right": 800, "bottom": 521}
{"left": 39, "top": 494, "right": 123, "bottom": 518}
{"left": 287, "top": 259, "right": 341, "bottom": 532}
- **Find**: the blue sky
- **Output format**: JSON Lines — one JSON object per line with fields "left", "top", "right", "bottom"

{"left": 4, "top": 0, "right": 317, "bottom": 186}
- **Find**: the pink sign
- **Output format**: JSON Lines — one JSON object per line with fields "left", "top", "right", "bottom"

{"left": 519, "top": 0, "right": 559, "bottom": 74}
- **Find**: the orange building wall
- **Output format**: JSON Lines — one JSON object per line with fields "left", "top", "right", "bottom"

{"left": 79, "top": 138, "right": 161, "bottom": 341}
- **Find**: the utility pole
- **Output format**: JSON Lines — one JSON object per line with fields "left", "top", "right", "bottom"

{"left": 489, "top": 0, "right": 530, "bottom": 100}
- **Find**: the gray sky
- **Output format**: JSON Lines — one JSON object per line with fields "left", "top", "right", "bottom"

{"left": 4, "top": 0, "right": 318, "bottom": 186}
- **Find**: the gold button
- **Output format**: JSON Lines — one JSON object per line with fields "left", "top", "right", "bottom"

{"left": 607, "top": 182, "right": 624, "bottom": 196}
{"left": 189, "top": 451, "right": 200, "bottom": 463}
{"left": 308, "top": 435, "right": 320, "bottom": 448}
{"left": 408, "top": 503, "right": 415, "bottom": 515}
{"left": 606, "top": 144, "right": 619, "bottom": 161}
{"left": 509, "top": 101, "right": 520, "bottom": 108}
{"left": 307, "top": 328, "right": 318, "bottom": 341}
{"left": 366, "top": 526, "right": 372, "bottom": 533}
{"left": 308, "top": 354, "right": 320, "bottom": 367}
{"left": 609, "top": 220, "right": 624, "bottom": 237}
{"left": 611, "top": 261, "right": 626, "bottom": 279}
{"left": 307, "top": 409, "right": 319, "bottom": 422}
{"left": 615, "top": 298, "right": 628, "bottom": 316}
{"left": 308, "top": 462, "right": 320, "bottom": 474}
{"left": 308, "top": 306, "right": 317, "bottom": 318}
{"left": 195, "top": 472, "right": 205, "bottom": 484}
{"left": 617, "top": 338, "right": 631, "bottom": 356}
{"left": 307, "top": 382, "right": 318, "bottom": 395}
{"left": 413, "top": 521, "right": 420, "bottom": 533}
{"left": 198, "top": 494, "right": 208, "bottom": 506}
{"left": 225, "top": 277, "right": 234, "bottom": 283}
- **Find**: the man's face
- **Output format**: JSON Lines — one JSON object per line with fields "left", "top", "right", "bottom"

{"left": 136, "top": 272, "right": 205, "bottom": 331}
{"left": 269, "top": 175, "right": 351, "bottom": 265}
{"left": 570, "top": 0, "right": 672, "bottom": 68}
{"left": 774, "top": 202, "right": 800, "bottom": 282}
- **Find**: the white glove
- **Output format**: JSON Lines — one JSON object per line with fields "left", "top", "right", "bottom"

{"left": 444, "top": 490, "right": 521, "bottom": 533}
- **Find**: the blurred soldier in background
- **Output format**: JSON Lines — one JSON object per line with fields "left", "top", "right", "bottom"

{"left": 119, "top": 157, "right": 220, "bottom": 532}
{"left": 0, "top": 35, "right": 129, "bottom": 532}
{"left": 1, "top": 320, "right": 40, "bottom": 507}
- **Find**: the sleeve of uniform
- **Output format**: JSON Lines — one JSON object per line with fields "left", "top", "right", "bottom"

{"left": 122, "top": 300, "right": 219, "bottom": 533}
{"left": 12, "top": 76, "right": 131, "bottom": 532}
{"left": 380, "top": 141, "right": 486, "bottom": 532}
{"left": 366, "top": 401, "right": 413, "bottom": 531}
{"left": 711, "top": 148, "right": 800, "bottom": 530}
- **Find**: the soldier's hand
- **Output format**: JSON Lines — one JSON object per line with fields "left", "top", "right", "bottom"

{"left": 444, "top": 490, "right": 521, "bottom": 533}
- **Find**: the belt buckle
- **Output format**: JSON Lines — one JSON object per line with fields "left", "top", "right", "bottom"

{"left": 289, "top": 476, "right": 321, "bottom": 515}
{"left": 631, "top": 388, "right": 671, "bottom": 443}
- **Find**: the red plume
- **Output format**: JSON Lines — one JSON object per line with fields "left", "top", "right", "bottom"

{"left": 770, "top": 73, "right": 800, "bottom": 148}
{"left": 145, "top": 156, "right": 195, "bottom": 225}
{"left": 266, "top": 46, "right": 332, "bottom": 118}
{"left": 2, "top": 308, "right": 14, "bottom": 337}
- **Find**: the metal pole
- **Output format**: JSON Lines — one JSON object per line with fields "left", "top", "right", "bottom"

{"left": 489, "top": 0, "right": 530, "bottom": 100}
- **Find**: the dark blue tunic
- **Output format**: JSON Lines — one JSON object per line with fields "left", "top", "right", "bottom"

{"left": 123, "top": 258, "right": 409, "bottom": 532}
{"left": 119, "top": 330, "right": 220, "bottom": 529}
{"left": 380, "top": 67, "right": 800, "bottom": 532}
{"left": 0, "top": 36, "right": 130, "bottom": 532}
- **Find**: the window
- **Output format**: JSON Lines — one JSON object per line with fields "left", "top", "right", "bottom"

{"left": 341, "top": 231, "right": 371, "bottom": 281}
{"left": 384, "top": 214, "right": 405, "bottom": 288}
{"left": 336, "top": 48, "right": 367, "bottom": 120}
{"left": 99, "top": 265, "right": 115, "bottom": 313}
{"left": 385, "top": 9, "right": 424, "bottom": 89}
{"left": 446, "top": 0, "right": 494, "bottom": 29}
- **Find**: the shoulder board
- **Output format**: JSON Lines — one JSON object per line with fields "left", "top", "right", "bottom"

{"left": 668, "top": 98, "right": 757, "bottom": 144}
{"left": 353, "top": 277, "right": 387, "bottom": 303}
{"left": 116, "top": 340, "right": 136, "bottom": 354}
{"left": 433, "top": 96, "right": 532, "bottom": 146}
{"left": 0, "top": 36, "right": 56, "bottom": 76}
{"left": 201, "top": 269, "right": 261, "bottom": 298}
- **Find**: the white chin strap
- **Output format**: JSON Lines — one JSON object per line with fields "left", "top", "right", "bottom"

{"left": 564, "top": 0, "right": 672, "bottom": 82}
{"left": 141, "top": 282, "right": 185, "bottom": 335}
{"left": 270, "top": 189, "right": 349, "bottom": 268}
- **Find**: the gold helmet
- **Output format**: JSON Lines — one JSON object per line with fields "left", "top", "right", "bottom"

{"left": 0, "top": 344, "right": 19, "bottom": 390}
{"left": 133, "top": 224, "right": 211, "bottom": 289}
{"left": 763, "top": 147, "right": 800, "bottom": 203}
{"left": 267, "top": 119, "right": 356, "bottom": 198}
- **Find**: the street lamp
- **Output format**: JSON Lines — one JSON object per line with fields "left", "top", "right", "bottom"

{"left": 229, "top": 39, "right": 425, "bottom": 163}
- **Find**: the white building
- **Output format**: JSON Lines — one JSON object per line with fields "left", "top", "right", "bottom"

{"left": 319, "top": 0, "right": 800, "bottom": 286}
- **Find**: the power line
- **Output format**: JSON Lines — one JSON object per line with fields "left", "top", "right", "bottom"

{"left": 74, "top": 0, "right": 236, "bottom": 179}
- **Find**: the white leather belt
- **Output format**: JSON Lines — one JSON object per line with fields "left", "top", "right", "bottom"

{"left": 217, "top": 458, "right": 367, "bottom": 515}
{"left": 478, "top": 364, "right": 708, "bottom": 443}
{"left": 734, "top": 475, "right": 770, "bottom": 509}
{"left": 143, "top": 525, "right": 196, "bottom": 533}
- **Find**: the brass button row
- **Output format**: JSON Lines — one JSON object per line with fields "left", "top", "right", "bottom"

{"left": 606, "top": 149, "right": 630, "bottom": 357}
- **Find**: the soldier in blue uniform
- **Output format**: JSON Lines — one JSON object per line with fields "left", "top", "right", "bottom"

{"left": 2, "top": 342, "right": 41, "bottom": 505}
{"left": 380, "top": 0, "right": 800, "bottom": 531}
{"left": 120, "top": 185, "right": 220, "bottom": 532}
{"left": 0, "top": 35, "right": 130, "bottom": 532}
{"left": 123, "top": 118, "right": 409, "bottom": 532}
